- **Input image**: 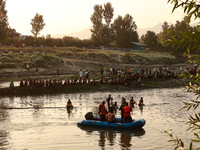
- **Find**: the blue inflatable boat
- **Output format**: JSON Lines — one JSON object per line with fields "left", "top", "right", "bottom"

{"left": 77, "top": 117, "right": 145, "bottom": 129}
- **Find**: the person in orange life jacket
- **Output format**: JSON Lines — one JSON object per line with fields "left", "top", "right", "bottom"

{"left": 99, "top": 101, "right": 107, "bottom": 121}
{"left": 123, "top": 102, "right": 132, "bottom": 123}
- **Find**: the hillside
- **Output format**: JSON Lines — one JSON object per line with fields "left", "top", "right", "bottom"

{"left": 0, "top": 46, "right": 188, "bottom": 80}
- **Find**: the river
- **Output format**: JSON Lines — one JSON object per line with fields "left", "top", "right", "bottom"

{"left": 0, "top": 88, "right": 198, "bottom": 150}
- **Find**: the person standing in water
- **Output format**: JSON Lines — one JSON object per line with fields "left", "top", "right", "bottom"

{"left": 106, "top": 94, "right": 112, "bottom": 111}
{"left": 129, "top": 97, "right": 137, "bottom": 108}
{"left": 138, "top": 97, "right": 144, "bottom": 106}
{"left": 66, "top": 99, "right": 73, "bottom": 108}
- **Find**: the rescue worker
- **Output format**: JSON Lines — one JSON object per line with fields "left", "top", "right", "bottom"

{"left": 99, "top": 101, "right": 107, "bottom": 121}
{"left": 123, "top": 103, "right": 132, "bottom": 123}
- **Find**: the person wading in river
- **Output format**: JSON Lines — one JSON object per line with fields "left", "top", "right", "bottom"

{"left": 106, "top": 94, "right": 112, "bottom": 111}
{"left": 129, "top": 97, "right": 137, "bottom": 108}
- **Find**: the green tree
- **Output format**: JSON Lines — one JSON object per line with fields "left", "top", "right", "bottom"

{"left": 0, "top": 0, "right": 8, "bottom": 42}
{"left": 90, "top": 4, "right": 103, "bottom": 46}
{"left": 165, "top": 0, "right": 200, "bottom": 149}
{"left": 112, "top": 14, "right": 139, "bottom": 48}
{"left": 91, "top": 3, "right": 114, "bottom": 47}
{"left": 141, "top": 31, "right": 158, "bottom": 50}
{"left": 103, "top": 2, "right": 114, "bottom": 26}
{"left": 158, "top": 21, "right": 170, "bottom": 48}
{"left": 167, "top": 17, "right": 194, "bottom": 55}
{"left": 30, "top": 13, "right": 45, "bottom": 38}
{"left": 99, "top": 25, "right": 114, "bottom": 46}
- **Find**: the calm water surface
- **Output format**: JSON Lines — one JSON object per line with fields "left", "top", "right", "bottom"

{"left": 0, "top": 88, "right": 198, "bottom": 150}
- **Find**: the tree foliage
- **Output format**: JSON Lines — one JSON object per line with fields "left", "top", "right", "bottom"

{"left": 141, "top": 31, "right": 158, "bottom": 50}
{"left": 103, "top": 2, "right": 114, "bottom": 26}
{"left": 112, "top": 14, "right": 139, "bottom": 48}
{"left": 166, "top": 0, "right": 200, "bottom": 149}
{"left": 90, "top": 4, "right": 104, "bottom": 46}
{"left": 0, "top": 0, "right": 8, "bottom": 42}
{"left": 30, "top": 13, "right": 45, "bottom": 38}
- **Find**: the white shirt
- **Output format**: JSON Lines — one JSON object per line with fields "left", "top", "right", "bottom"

{"left": 79, "top": 71, "right": 83, "bottom": 77}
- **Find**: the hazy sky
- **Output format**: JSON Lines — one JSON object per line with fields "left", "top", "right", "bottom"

{"left": 6, "top": 0, "right": 186, "bottom": 37}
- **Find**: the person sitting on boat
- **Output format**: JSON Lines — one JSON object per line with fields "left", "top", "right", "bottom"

{"left": 129, "top": 97, "right": 137, "bottom": 108}
{"left": 106, "top": 108, "right": 116, "bottom": 123}
{"left": 138, "top": 97, "right": 145, "bottom": 106}
{"left": 123, "top": 103, "right": 132, "bottom": 123}
{"left": 66, "top": 99, "right": 73, "bottom": 108}
{"left": 99, "top": 101, "right": 107, "bottom": 121}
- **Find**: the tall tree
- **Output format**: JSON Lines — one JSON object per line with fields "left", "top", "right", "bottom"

{"left": 103, "top": 2, "right": 114, "bottom": 26}
{"left": 0, "top": 0, "right": 8, "bottom": 42}
{"left": 90, "top": 4, "right": 103, "bottom": 46}
{"left": 91, "top": 3, "right": 114, "bottom": 46}
{"left": 30, "top": 13, "right": 45, "bottom": 38}
{"left": 112, "top": 14, "right": 139, "bottom": 48}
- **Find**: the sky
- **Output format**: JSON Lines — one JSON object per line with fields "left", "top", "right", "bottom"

{"left": 6, "top": 0, "right": 187, "bottom": 37}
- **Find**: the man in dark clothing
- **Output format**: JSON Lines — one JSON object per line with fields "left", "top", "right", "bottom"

{"left": 119, "top": 102, "right": 126, "bottom": 123}
{"left": 106, "top": 94, "right": 111, "bottom": 111}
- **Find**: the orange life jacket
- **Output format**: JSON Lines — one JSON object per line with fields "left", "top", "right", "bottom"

{"left": 124, "top": 106, "right": 131, "bottom": 117}
{"left": 99, "top": 104, "right": 106, "bottom": 115}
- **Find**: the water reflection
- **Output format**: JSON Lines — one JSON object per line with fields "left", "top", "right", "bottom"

{"left": 78, "top": 126, "right": 145, "bottom": 149}
{"left": 66, "top": 107, "right": 73, "bottom": 117}
{"left": 0, "top": 109, "right": 10, "bottom": 149}
{"left": 0, "top": 130, "right": 9, "bottom": 149}
{"left": 139, "top": 105, "right": 144, "bottom": 114}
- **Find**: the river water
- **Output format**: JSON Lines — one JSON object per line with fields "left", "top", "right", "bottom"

{"left": 0, "top": 88, "right": 198, "bottom": 150}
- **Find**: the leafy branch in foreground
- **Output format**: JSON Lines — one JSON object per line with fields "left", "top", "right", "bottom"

{"left": 165, "top": 0, "right": 200, "bottom": 149}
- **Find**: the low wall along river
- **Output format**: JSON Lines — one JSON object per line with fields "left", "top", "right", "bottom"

{"left": 0, "top": 88, "right": 198, "bottom": 149}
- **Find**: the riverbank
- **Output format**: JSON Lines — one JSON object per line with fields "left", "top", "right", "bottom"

{"left": 0, "top": 46, "right": 190, "bottom": 80}
{"left": 0, "top": 78, "right": 187, "bottom": 97}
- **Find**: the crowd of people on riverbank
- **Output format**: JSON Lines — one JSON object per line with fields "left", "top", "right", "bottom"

{"left": 9, "top": 64, "right": 198, "bottom": 88}
{"left": 98, "top": 94, "right": 144, "bottom": 123}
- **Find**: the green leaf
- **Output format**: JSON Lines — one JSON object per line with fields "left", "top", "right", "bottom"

{"left": 189, "top": 142, "right": 193, "bottom": 150}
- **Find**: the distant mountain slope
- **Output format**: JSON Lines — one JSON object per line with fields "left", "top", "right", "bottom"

{"left": 53, "top": 27, "right": 92, "bottom": 39}
{"left": 53, "top": 22, "right": 198, "bottom": 39}
{"left": 137, "top": 23, "right": 163, "bottom": 37}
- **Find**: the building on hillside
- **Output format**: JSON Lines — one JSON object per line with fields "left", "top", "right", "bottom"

{"left": 131, "top": 42, "right": 147, "bottom": 52}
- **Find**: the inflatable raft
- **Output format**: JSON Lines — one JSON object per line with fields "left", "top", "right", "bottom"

{"left": 77, "top": 117, "right": 145, "bottom": 129}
